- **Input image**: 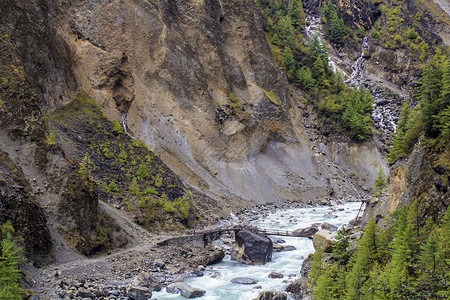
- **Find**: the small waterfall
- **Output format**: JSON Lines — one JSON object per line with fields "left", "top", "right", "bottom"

{"left": 305, "top": 15, "right": 322, "bottom": 40}
{"left": 346, "top": 36, "right": 371, "bottom": 87}
{"left": 122, "top": 113, "right": 130, "bottom": 136}
{"left": 304, "top": 15, "right": 349, "bottom": 77}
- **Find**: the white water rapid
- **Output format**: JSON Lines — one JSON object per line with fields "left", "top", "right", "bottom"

{"left": 153, "top": 202, "right": 360, "bottom": 300}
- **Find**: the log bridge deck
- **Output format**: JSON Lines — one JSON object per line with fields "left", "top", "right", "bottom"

{"left": 188, "top": 224, "right": 300, "bottom": 237}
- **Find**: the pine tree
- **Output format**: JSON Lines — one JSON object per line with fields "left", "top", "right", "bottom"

{"left": 418, "top": 61, "right": 444, "bottom": 137}
{"left": 129, "top": 177, "right": 140, "bottom": 195}
{"left": 330, "top": 15, "right": 347, "bottom": 44}
{"left": 282, "top": 46, "right": 296, "bottom": 72}
{"left": 289, "top": 0, "right": 305, "bottom": 28}
{"left": 346, "top": 219, "right": 378, "bottom": 300}
{"left": 314, "top": 265, "right": 338, "bottom": 300}
{"left": 136, "top": 163, "right": 151, "bottom": 180}
{"left": 279, "top": 15, "right": 293, "bottom": 46}
{"left": 374, "top": 167, "right": 387, "bottom": 196}
{"left": 312, "top": 56, "right": 327, "bottom": 87}
{"left": 310, "top": 248, "right": 324, "bottom": 286}
{"left": 296, "top": 67, "right": 315, "bottom": 91}
{"left": 270, "top": 33, "right": 280, "bottom": 45}
{"left": 333, "top": 226, "right": 350, "bottom": 266}
{"left": 0, "top": 223, "right": 23, "bottom": 299}
{"left": 385, "top": 208, "right": 416, "bottom": 295}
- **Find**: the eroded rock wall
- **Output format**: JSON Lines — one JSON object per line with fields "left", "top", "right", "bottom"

{"left": 363, "top": 145, "right": 449, "bottom": 224}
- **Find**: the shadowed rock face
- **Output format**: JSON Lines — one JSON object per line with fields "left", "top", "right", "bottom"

{"left": 0, "top": 149, "right": 52, "bottom": 266}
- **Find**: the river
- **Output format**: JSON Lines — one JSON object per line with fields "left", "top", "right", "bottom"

{"left": 153, "top": 201, "right": 361, "bottom": 299}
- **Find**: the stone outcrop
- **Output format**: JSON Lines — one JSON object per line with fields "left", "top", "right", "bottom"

{"left": 231, "top": 230, "right": 273, "bottom": 265}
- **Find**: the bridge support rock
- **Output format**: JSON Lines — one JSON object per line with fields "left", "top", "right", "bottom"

{"left": 231, "top": 230, "right": 273, "bottom": 265}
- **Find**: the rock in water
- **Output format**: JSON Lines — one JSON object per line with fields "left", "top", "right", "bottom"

{"left": 231, "top": 230, "right": 273, "bottom": 265}
{"left": 292, "top": 225, "right": 319, "bottom": 238}
{"left": 166, "top": 282, "right": 206, "bottom": 298}
{"left": 230, "top": 277, "right": 259, "bottom": 284}
{"left": 257, "top": 290, "right": 287, "bottom": 300}
{"left": 268, "top": 272, "right": 284, "bottom": 278}
{"left": 313, "top": 230, "right": 338, "bottom": 253}
{"left": 321, "top": 222, "right": 338, "bottom": 232}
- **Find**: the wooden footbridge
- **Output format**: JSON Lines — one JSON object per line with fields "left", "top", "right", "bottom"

{"left": 157, "top": 224, "right": 306, "bottom": 246}
{"left": 187, "top": 224, "right": 301, "bottom": 238}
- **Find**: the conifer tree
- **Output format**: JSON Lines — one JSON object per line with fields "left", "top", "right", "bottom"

{"left": 330, "top": 15, "right": 347, "bottom": 44}
{"left": 282, "top": 46, "right": 296, "bottom": 72}
{"left": 386, "top": 208, "right": 416, "bottom": 295}
{"left": 314, "top": 265, "right": 338, "bottom": 300}
{"left": 0, "top": 222, "right": 23, "bottom": 299}
{"left": 333, "top": 226, "right": 350, "bottom": 266}
{"left": 312, "top": 56, "right": 327, "bottom": 86}
{"left": 374, "top": 167, "right": 387, "bottom": 196}
{"left": 289, "top": 0, "right": 305, "bottom": 28}
{"left": 346, "top": 219, "right": 378, "bottom": 300}
{"left": 310, "top": 248, "right": 324, "bottom": 286}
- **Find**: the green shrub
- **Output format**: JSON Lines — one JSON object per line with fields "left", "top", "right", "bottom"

{"left": 154, "top": 174, "right": 163, "bottom": 188}
{"left": 163, "top": 200, "right": 175, "bottom": 213}
{"left": 405, "top": 27, "right": 419, "bottom": 39}
{"left": 107, "top": 180, "right": 119, "bottom": 193}
{"left": 47, "top": 132, "right": 57, "bottom": 145}
{"left": 136, "top": 163, "right": 151, "bottom": 180}
{"left": 113, "top": 120, "right": 123, "bottom": 134}
{"left": 129, "top": 177, "right": 140, "bottom": 195}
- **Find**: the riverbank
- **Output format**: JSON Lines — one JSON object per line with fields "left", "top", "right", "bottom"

{"left": 25, "top": 199, "right": 362, "bottom": 299}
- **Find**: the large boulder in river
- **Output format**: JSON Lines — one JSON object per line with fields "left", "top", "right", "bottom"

{"left": 231, "top": 230, "right": 273, "bottom": 265}
{"left": 257, "top": 290, "right": 287, "bottom": 300}
{"left": 292, "top": 225, "right": 319, "bottom": 238}
{"left": 313, "top": 230, "right": 337, "bottom": 253}
{"left": 166, "top": 282, "right": 206, "bottom": 298}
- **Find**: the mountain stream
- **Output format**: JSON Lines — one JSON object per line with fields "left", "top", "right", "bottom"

{"left": 153, "top": 201, "right": 360, "bottom": 300}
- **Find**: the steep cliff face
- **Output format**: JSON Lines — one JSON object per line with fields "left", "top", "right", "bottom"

{"left": 363, "top": 144, "right": 449, "bottom": 224}
{"left": 0, "top": 0, "right": 382, "bottom": 209}
{"left": 0, "top": 149, "right": 52, "bottom": 266}
{"left": 0, "top": 22, "right": 106, "bottom": 260}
